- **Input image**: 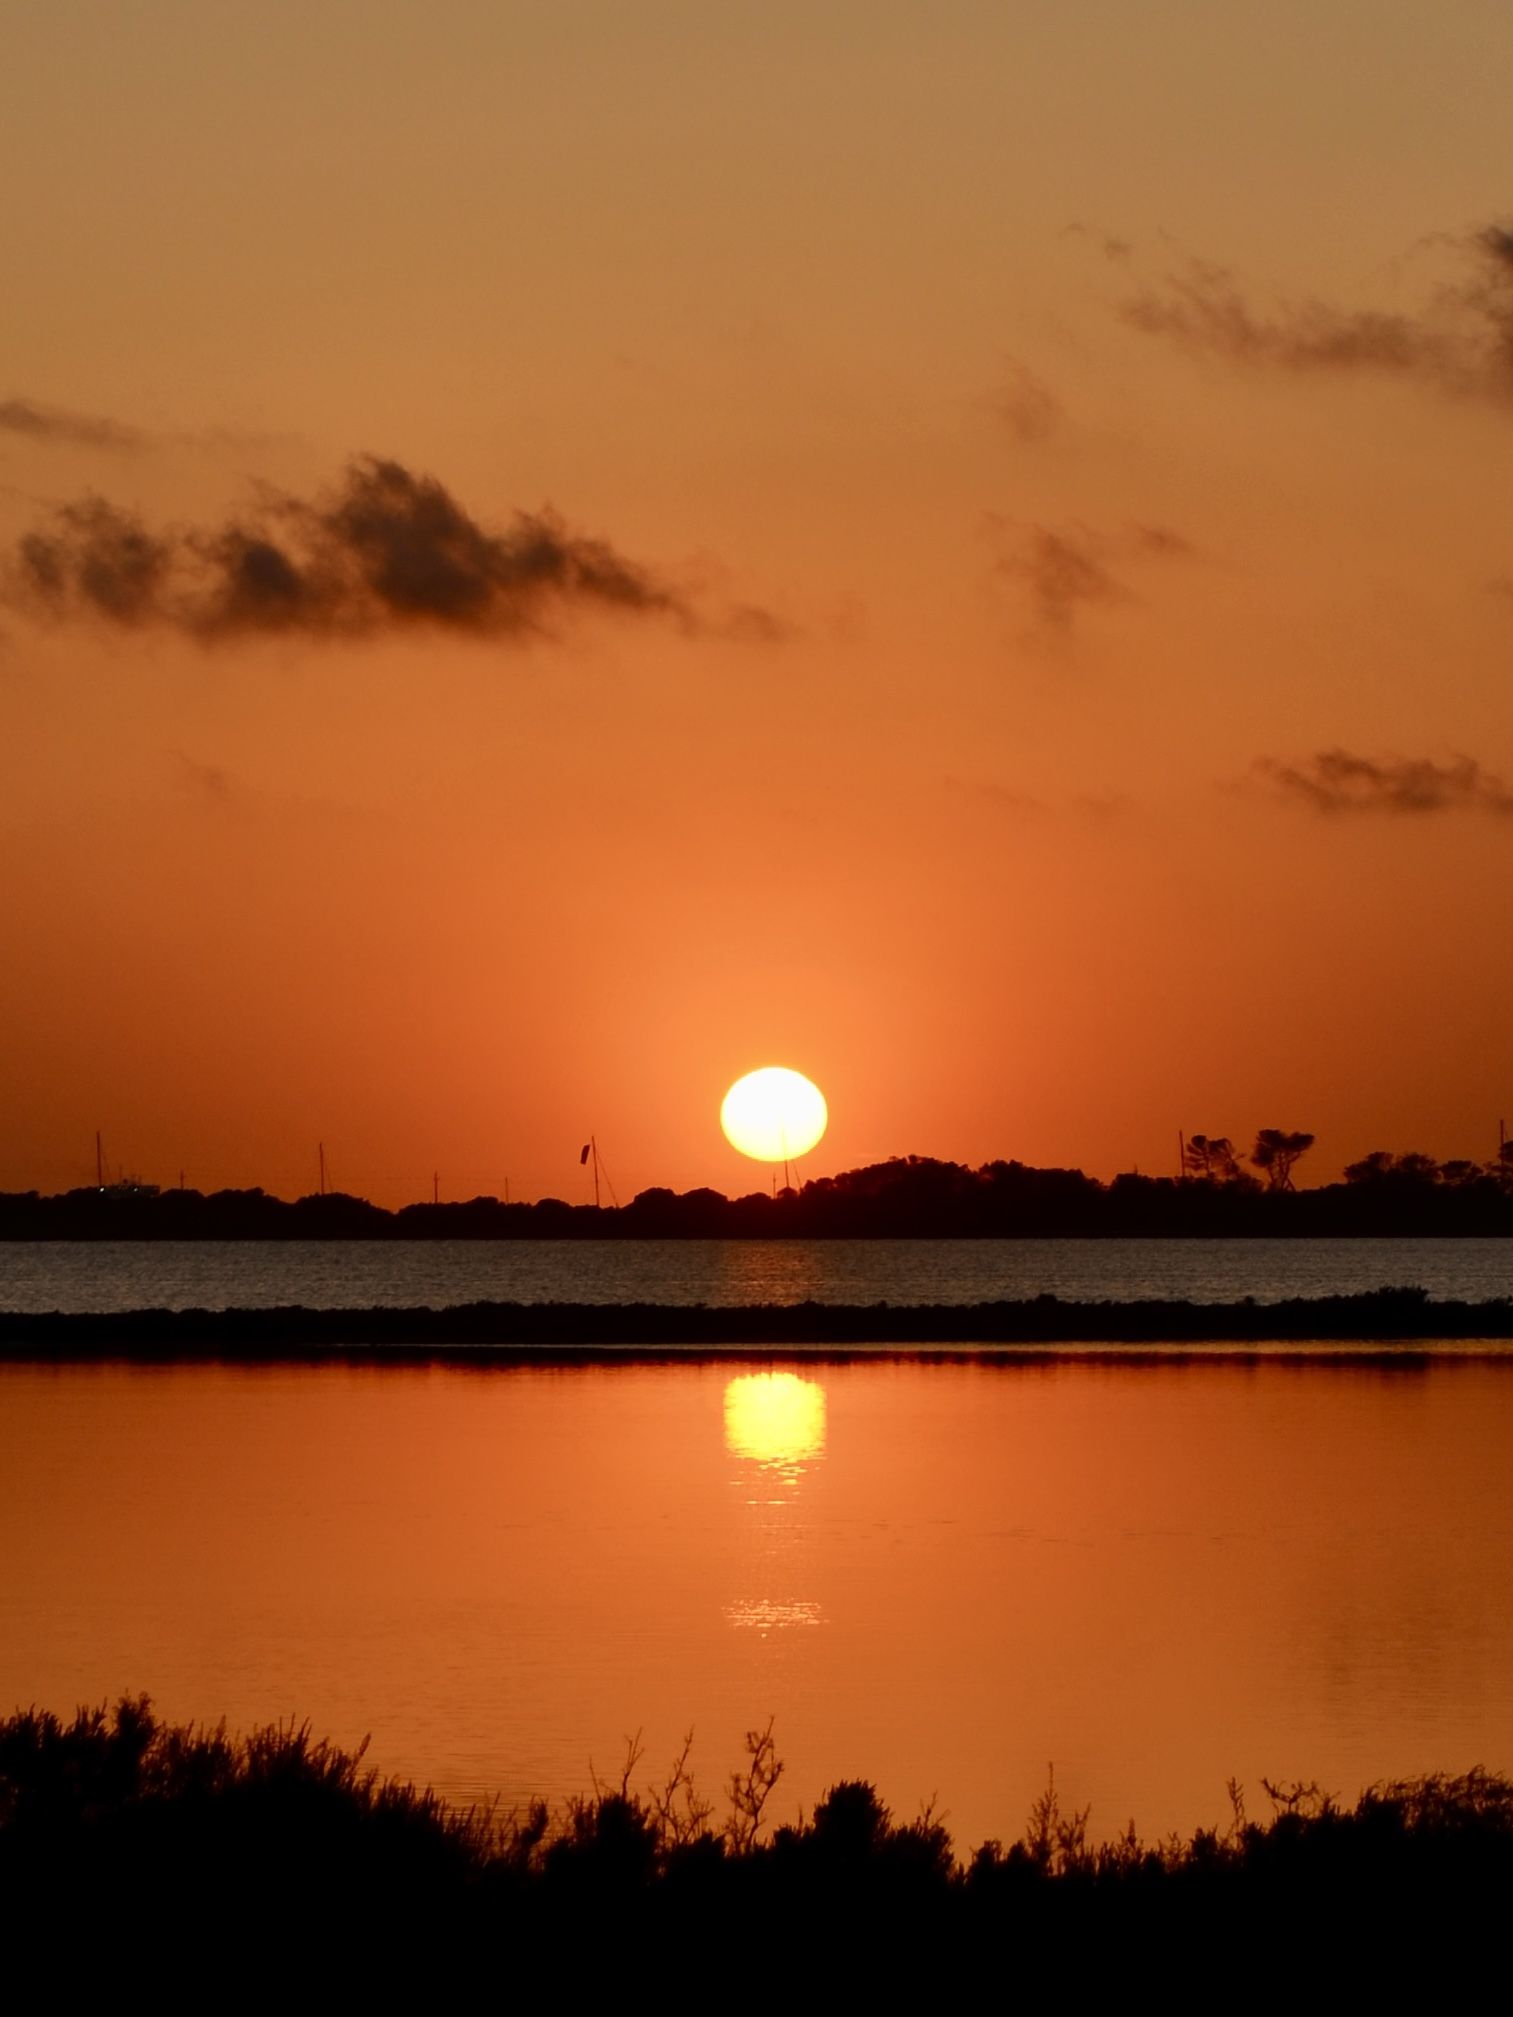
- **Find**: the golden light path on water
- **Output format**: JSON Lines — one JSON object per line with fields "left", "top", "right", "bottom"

{"left": 722, "top": 1372, "right": 827, "bottom": 1637}
{"left": 723, "top": 1371, "right": 826, "bottom": 1473}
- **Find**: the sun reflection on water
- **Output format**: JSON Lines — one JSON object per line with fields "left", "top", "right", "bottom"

{"left": 721, "top": 1598, "right": 824, "bottom": 1635}
{"left": 723, "top": 1372, "right": 828, "bottom": 1636}
{"left": 723, "top": 1372, "right": 826, "bottom": 1477}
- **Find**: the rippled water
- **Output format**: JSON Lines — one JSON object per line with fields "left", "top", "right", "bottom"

{"left": 2, "top": 1354, "right": 1508, "bottom": 1846}
{"left": 4, "top": 1235, "right": 1513, "bottom": 1312}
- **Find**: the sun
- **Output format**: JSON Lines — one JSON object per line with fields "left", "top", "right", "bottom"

{"left": 720, "top": 1066, "right": 828, "bottom": 1163}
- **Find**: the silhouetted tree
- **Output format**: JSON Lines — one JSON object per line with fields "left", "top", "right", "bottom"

{"left": 1183, "top": 1134, "right": 1245, "bottom": 1184}
{"left": 10, "top": 1137, "right": 1513, "bottom": 1240}
{"left": 1343, "top": 1150, "right": 1441, "bottom": 1187}
{"left": 1250, "top": 1129, "right": 1315, "bottom": 1192}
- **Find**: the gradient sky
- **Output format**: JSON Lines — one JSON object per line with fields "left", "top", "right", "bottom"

{"left": 3, "top": 1, "right": 1511, "bottom": 1205}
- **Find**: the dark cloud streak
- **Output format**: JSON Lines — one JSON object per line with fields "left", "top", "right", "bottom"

{"left": 1256, "top": 749, "right": 1513, "bottom": 817}
{"left": 1121, "top": 224, "right": 1513, "bottom": 403}
{"left": 0, "top": 396, "right": 144, "bottom": 451}
{"left": 20, "top": 498, "right": 169, "bottom": 621}
{"left": 5, "top": 456, "right": 684, "bottom": 640}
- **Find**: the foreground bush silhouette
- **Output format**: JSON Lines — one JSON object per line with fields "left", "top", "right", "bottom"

{"left": 1, "top": 1699, "right": 1508, "bottom": 1987}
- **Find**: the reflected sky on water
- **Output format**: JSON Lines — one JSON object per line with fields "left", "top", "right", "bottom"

{"left": 2, "top": 1353, "right": 1511, "bottom": 1848}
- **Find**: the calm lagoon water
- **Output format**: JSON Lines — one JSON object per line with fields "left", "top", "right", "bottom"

{"left": 4, "top": 1234, "right": 1513, "bottom": 1312}
{"left": 2, "top": 1353, "right": 1509, "bottom": 1848}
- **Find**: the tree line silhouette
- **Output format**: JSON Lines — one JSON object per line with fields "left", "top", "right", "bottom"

{"left": 4, "top": 1132, "right": 1513, "bottom": 1238}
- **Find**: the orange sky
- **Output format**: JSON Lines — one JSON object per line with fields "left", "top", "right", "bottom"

{"left": 3, "top": 2, "right": 1512, "bottom": 1205}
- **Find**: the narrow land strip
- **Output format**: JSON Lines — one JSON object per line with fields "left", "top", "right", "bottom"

{"left": 3, "top": 1286, "right": 1512, "bottom": 1359}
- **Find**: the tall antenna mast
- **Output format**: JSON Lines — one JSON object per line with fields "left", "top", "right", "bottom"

{"left": 580, "top": 1135, "right": 618, "bottom": 1208}
{"left": 318, "top": 1142, "right": 327, "bottom": 1196}
{"left": 96, "top": 1130, "right": 104, "bottom": 1189}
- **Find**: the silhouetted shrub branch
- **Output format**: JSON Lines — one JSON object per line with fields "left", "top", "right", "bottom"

{"left": 2, "top": 1695, "right": 1508, "bottom": 1987}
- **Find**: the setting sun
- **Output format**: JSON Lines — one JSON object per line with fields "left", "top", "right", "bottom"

{"left": 720, "top": 1068, "right": 828, "bottom": 1164}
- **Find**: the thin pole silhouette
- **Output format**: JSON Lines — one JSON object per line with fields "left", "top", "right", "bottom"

{"left": 584, "top": 1136, "right": 619, "bottom": 1209}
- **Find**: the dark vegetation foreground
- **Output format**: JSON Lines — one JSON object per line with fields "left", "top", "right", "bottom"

{"left": 1, "top": 1699, "right": 1507, "bottom": 1992}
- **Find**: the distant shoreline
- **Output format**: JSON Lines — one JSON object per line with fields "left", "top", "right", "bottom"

{"left": 7, "top": 1148, "right": 1513, "bottom": 1241}
{"left": 4, "top": 1287, "right": 1513, "bottom": 1359}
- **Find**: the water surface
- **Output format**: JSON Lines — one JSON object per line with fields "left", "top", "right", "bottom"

{"left": 2, "top": 1353, "right": 1508, "bottom": 1846}
{"left": 4, "top": 1234, "right": 1512, "bottom": 1313}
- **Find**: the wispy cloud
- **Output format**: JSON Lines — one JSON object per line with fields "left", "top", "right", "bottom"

{"left": 0, "top": 396, "right": 143, "bottom": 451}
{"left": 718, "top": 602, "right": 796, "bottom": 644}
{"left": 1255, "top": 748, "right": 1513, "bottom": 817}
{"left": 171, "top": 751, "right": 236, "bottom": 804}
{"left": 992, "top": 519, "right": 1193, "bottom": 634}
{"left": 987, "top": 362, "right": 1065, "bottom": 445}
{"left": 5, "top": 456, "right": 685, "bottom": 640}
{"left": 1121, "top": 224, "right": 1513, "bottom": 403}
{"left": 1063, "top": 220, "right": 1132, "bottom": 263}
{"left": 945, "top": 774, "right": 1132, "bottom": 822}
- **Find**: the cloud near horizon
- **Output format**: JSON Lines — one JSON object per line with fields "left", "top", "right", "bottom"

{"left": 4, "top": 456, "right": 685, "bottom": 640}
{"left": 1256, "top": 748, "right": 1513, "bottom": 817}
{"left": 1122, "top": 224, "right": 1513, "bottom": 403}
